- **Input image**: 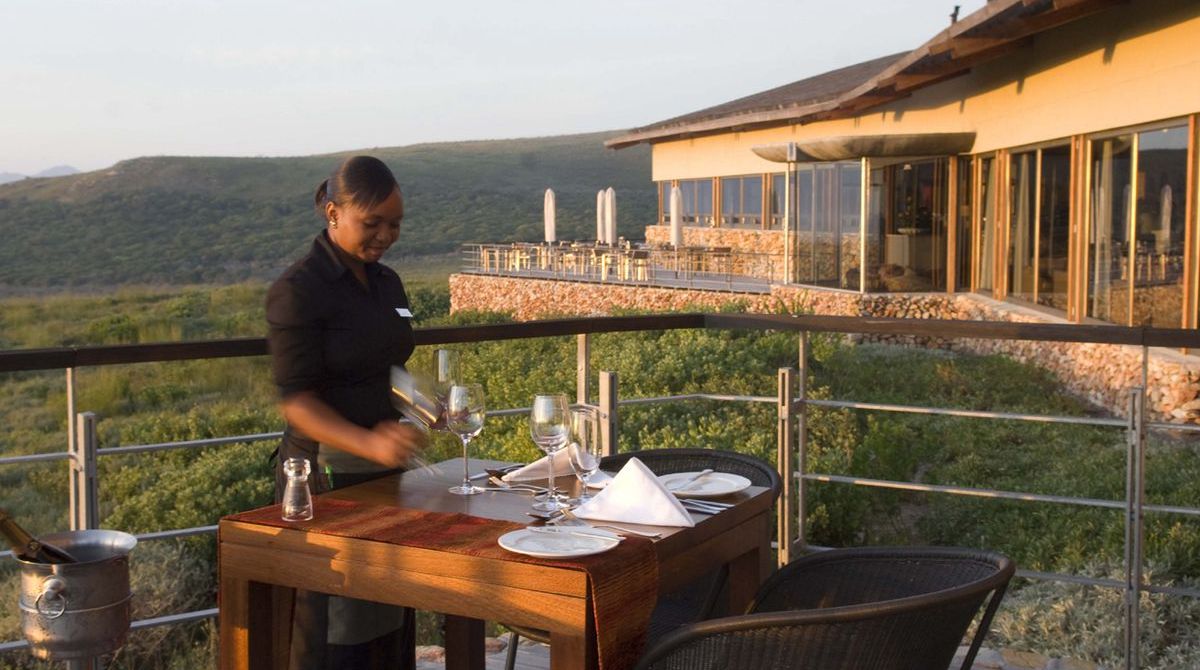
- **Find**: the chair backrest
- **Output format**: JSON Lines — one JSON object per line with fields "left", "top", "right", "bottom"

{"left": 600, "top": 448, "right": 781, "bottom": 499}
{"left": 635, "top": 546, "right": 1014, "bottom": 670}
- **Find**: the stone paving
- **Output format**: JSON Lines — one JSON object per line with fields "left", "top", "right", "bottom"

{"left": 414, "top": 639, "right": 1111, "bottom": 670}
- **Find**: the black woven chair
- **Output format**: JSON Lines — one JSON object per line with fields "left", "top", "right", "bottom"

{"left": 632, "top": 546, "right": 1015, "bottom": 670}
{"left": 503, "top": 448, "right": 782, "bottom": 670}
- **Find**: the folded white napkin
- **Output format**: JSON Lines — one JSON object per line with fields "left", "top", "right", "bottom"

{"left": 586, "top": 470, "right": 614, "bottom": 489}
{"left": 503, "top": 449, "right": 574, "bottom": 482}
{"left": 572, "top": 457, "right": 694, "bottom": 527}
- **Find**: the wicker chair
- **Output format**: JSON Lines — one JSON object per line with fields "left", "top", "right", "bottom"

{"left": 503, "top": 448, "right": 782, "bottom": 670}
{"left": 632, "top": 546, "right": 1015, "bottom": 670}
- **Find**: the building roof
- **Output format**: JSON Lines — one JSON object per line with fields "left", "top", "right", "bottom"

{"left": 607, "top": 0, "right": 1126, "bottom": 149}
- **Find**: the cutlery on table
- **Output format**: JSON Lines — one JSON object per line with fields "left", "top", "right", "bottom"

{"left": 527, "top": 526, "right": 622, "bottom": 541}
{"left": 666, "top": 468, "right": 714, "bottom": 492}
{"left": 487, "top": 476, "right": 546, "bottom": 492}
{"left": 681, "top": 500, "right": 728, "bottom": 515}
{"left": 470, "top": 464, "right": 524, "bottom": 481}
{"left": 526, "top": 510, "right": 662, "bottom": 538}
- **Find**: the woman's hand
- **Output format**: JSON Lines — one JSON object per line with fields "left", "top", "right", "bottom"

{"left": 362, "top": 421, "right": 429, "bottom": 468}
{"left": 280, "top": 392, "right": 429, "bottom": 468}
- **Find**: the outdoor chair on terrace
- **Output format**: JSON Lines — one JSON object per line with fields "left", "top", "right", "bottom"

{"left": 632, "top": 546, "right": 1015, "bottom": 670}
{"left": 503, "top": 448, "right": 782, "bottom": 670}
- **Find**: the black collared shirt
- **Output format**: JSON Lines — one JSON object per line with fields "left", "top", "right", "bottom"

{"left": 266, "top": 231, "right": 415, "bottom": 431}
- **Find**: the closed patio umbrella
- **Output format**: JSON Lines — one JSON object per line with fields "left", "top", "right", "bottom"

{"left": 670, "top": 185, "right": 683, "bottom": 248}
{"left": 605, "top": 187, "right": 617, "bottom": 245}
{"left": 544, "top": 188, "right": 556, "bottom": 243}
{"left": 596, "top": 190, "right": 607, "bottom": 243}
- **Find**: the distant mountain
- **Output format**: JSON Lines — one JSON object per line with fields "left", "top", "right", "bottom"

{"left": 33, "top": 165, "right": 80, "bottom": 178}
{"left": 0, "top": 132, "right": 653, "bottom": 288}
{"left": 0, "top": 165, "right": 80, "bottom": 186}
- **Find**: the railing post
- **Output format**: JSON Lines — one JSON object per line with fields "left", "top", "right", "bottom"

{"left": 796, "top": 332, "right": 809, "bottom": 555}
{"left": 577, "top": 334, "right": 590, "bottom": 406}
{"left": 598, "top": 371, "right": 618, "bottom": 457}
{"left": 1123, "top": 384, "right": 1145, "bottom": 670}
{"left": 776, "top": 367, "right": 795, "bottom": 567}
{"left": 70, "top": 412, "right": 99, "bottom": 531}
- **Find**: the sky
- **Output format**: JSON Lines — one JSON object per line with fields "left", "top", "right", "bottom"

{"left": 2, "top": 0, "right": 986, "bottom": 175}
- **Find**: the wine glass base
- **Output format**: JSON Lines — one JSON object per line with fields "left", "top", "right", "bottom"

{"left": 448, "top": 484, "right": 484, "bottom": 495}
{"left": 531, "top": 499, "right": 568, "bottom": 512}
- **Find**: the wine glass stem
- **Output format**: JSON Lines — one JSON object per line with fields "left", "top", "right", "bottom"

{"left": 547, "top": 448, "right": 554, "bottom": 501}
{"left": 460, "top": 435, "right": 472, "bottom": 488}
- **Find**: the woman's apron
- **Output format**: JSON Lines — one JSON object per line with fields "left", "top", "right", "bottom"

{"left": 275, "top": 428, "right": 413, "bottom": 669}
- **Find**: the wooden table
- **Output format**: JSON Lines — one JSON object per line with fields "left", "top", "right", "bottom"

{"left": 218, "top": 459, "right": 775, "bottom": 670}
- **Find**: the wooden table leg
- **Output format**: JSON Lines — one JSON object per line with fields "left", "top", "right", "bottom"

{"left": 725, "top": 515, "right": 772, "bottom": 614}
{"left": 219, "top": 575, "right": 274, "bottom": 670}
{"left": 444, "top": 615, "right": 486, "bottom": 670}
{"left": 549, "top": 601, "right": 595, "bottom": 670}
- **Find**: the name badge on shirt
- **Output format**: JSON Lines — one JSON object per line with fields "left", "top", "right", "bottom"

{"left": 395, "top": 307, "right": 413, "bottom": 318}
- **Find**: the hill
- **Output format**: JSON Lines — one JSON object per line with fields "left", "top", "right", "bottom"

{"left": 0, "top": 132, "right": 653, "bottom": 288}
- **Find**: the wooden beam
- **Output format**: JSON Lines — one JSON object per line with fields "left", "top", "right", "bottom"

{"left": 930, "top": 35, "right": 1013, "bottom": 58}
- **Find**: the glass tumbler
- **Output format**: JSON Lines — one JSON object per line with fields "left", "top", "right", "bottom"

{"left": 282, "top": 457, "right": 314, "bottom": 521}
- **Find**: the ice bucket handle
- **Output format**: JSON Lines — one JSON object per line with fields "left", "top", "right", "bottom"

{"left": 35, "top": 576, "right": 67, "bottom": 619}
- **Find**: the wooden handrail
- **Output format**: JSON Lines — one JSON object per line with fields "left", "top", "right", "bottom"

{"left": 1, "top": 312, "right": 1197, "bottom": 374}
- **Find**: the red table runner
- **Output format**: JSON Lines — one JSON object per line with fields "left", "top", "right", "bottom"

{"left": 226, "top": 497, "right": 659, "bottom": 670}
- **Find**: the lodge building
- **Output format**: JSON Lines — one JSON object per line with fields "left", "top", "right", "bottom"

{"left": 606, "top": 0, "right": 1199, "bottom": 329}
{"left": 451, "top": 0, "right": 1200, "bottom": 421}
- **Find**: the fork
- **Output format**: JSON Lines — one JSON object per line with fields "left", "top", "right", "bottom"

{"left": 555, "top": 508, "right": 662, "bottom": 538}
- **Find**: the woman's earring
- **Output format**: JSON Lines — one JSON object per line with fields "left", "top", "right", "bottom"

{"left": 329, "top": 219, "right": 338, "bottom": 229}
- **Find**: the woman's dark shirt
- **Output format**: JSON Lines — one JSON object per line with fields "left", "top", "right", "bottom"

{"left": 266, "top": 231, "right": 415, "bottom": 432}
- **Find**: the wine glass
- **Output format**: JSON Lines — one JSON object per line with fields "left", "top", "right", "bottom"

{"left": 528, "top": 393, "right": 570, "bottom": 512}
{"left": 566, "top": 407, "right": 601, "bottom": 503}
{"left": 446, "top": 383, "right": 486, "bottom": 495}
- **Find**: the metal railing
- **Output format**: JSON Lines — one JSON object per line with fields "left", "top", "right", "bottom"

{"left": 2, "top": 313, "right": 1199, "bottom": 669}
{"left": 460, "top": 243, "right": 777, "bottom": 292}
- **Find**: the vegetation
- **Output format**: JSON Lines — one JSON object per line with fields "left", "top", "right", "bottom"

{"left": 0, "top": 132, "right": 654, "bottom": 289}
{"left": 1, "top": 285, "right": 1198, "bottom": 669}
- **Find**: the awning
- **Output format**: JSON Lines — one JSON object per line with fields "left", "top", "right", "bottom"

{"left": 751, "top": 132, "right": 976, "bottom": 162}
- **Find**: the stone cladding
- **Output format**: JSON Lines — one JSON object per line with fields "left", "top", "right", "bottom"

{"left": 449, "top": 273, "right": 1200, "bottom": 424}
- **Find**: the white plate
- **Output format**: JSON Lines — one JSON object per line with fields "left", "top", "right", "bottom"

{"left": 659, "top": 472, "right": 751, "bottom": 499}
{"left": 497, "top": 528, "right": 620, "bottom": 559}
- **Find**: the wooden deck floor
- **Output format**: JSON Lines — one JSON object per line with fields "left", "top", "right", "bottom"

{"left": 415, "top": 641, "right": 549, "bottom": 670}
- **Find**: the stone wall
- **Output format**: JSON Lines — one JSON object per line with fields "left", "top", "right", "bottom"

{"left": 449, "top": 273, "right": 778, "bottom": 321}
{"left": 449, "top": 273, "right": 1200, "bottom": 424}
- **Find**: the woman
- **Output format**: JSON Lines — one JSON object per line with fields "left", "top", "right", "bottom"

{"left": 266, "top": 155, "right": 427, "bottom": 669}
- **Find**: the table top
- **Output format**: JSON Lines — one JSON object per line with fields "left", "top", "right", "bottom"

{"left": 317, "top": 458, "right": 771, "bottom": 562}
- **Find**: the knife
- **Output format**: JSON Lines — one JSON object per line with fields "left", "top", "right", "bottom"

{"left": 667, "top": 468, "right": 714, "bottom": 491}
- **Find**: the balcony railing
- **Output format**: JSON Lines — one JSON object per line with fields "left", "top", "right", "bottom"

{"left": 460, "top": 242, "right": 777, "bottom": 292}
{"left": 1, "top": 314, "right": 1199, "bottom": 669}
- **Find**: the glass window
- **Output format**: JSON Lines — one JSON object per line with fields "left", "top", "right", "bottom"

{"left": 1038, "top": 145, "right": 1072, "bottom": 310}
{"left": 1132, "top": 125, "right": 1188, "bottom": 327}
{"left": 1088, "top": 135, "right": 1134, "bottom": 324}
{"left": 1008, "top": 151, "right": 1037, "bottom": 303}
{"left": 678, "top": 179, "right": 713, "bottom": 227}
{"left": 868, "top": 158, "right": 948, "bottom": 292}
{"left": 813, "top": 165, "right": 838, "bottom": 286}
{"left": 955, "top": 157, "right": 973, "bottom": 292}
{"left": 977, "top": 157, "right": 997, "bottom": 293}
{"left": 785, "top": 161, "right": 865, "bottom": 288}
{"left": 769, "top": 173, "right": 786, "bottom": 230}
{"left": 659, "top": 181, "right": 672, "bottom": 224}
{"left": 795, "top": 167, "right": 814, "bottom": 281}
{"left": 719, "top": 175, "right": 763, "bottom": 228}
{"left": 839, "top": 164, "right": 862, "bottom": 289}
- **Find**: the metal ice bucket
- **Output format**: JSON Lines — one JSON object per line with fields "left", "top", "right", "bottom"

{"left": 15, "top": 529, "right": 137, "bottom": 660}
